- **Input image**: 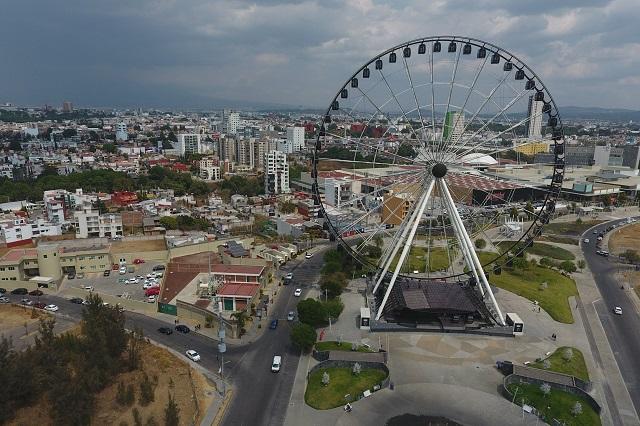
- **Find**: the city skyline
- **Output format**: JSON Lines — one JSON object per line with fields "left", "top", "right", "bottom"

{"left": 1, "top": 1, "right": 639, "bottom": 111}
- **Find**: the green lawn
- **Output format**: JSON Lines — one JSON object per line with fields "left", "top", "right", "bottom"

{"left": 315, "top": 341, "right": 375, "bottom": 353}
{"left": 497, "top": 241, "right": 575, "bottom": 261}
{"left": 531, "top": 346, "right": 590, "bottom": 382}
{"left": 507, "top": 383, "right": 601, "bottom": 426}
{"left": 390, "top": 246, "right": 454, "bottom": 273}
{"left": 478, "top": 252, "right": 578, "bottom": 324}
{"left": 538, "top": 235, "right": 579, "bottom": 246}
{"left": 544, "top": 220, "right": 604, "bottom": 236}
{"left": 305, "top": 367, "right": 388, "bottom": 409}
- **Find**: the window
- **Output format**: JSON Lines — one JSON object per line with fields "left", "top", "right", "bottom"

{"left": 0, "top": 267, "right": 4, "bottom": 271}
{"left": 43, "top": 254, "right": 48, "bottom": 259}
{"left": 78, "top": 256, "right": 84, "bottom": 261}
{"left": 90, "top": 265, "right": 96, "bottom": 270}
{"left": 10, "top": 277, "right": 16, "bottom": 280}
{"left": 8, "top": 267, "right": 15, "bottom": 271}
{"left": 100, "top": 265, "right": 105, "bottom": 269}
{"left": 89, "top": 256, "right": 95, "bottom": 260}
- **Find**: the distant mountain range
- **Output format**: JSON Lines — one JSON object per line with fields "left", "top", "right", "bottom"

{"left": 555, "top": 106, "right": 640, "bottom": 122}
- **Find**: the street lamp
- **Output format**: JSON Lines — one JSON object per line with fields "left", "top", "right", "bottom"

{"left": 218, "top": 321, "right": 227, "bottom": 396}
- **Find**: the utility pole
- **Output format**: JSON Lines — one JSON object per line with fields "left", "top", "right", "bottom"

{"left": 218, "top": 317, "right": 227, "bottom": 397}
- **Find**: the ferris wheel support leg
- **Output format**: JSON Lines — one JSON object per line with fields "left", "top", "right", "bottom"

{"left": 439, "top": 180, "right": 506, "bottom": 326}
{"left": 373, "top": 189, "right": 429, "bottom": 295}
{"left": 437, "top": 180, "right": 484, "bottom": 297}
{"left": 375, "top": 179, "right": 435, "bottom": 321}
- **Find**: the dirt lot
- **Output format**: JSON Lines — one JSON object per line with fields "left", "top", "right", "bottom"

{"left": 9, "top": 342, "right": 216, "bottom": 426}
{"left": 110, "top": 239, "right": 167, "bottom": 254}
{"left": 608, "top": 223, "right": 640, "bottom": 254}
{"left": 0, "top": 304, "right": 42, "bottom": 329}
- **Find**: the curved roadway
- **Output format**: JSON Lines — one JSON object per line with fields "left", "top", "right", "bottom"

{"left": 581, "top": 217, "right": 640, "bottom": 416}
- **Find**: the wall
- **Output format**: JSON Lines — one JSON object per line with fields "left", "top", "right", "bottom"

{"left": 114, "top": 250, "right": 168, "bottom": 265}
{"left": 168, "top": 237, "right": 254, "bottom": 260}
{"left": 176, "top": 299, "right": 238, "bottom": 338}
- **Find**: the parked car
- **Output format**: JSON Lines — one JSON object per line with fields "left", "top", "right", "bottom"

{"left": 158, "top": 327, "right": 173, "bottom": 335}
{"left": 305, "top": 252, "right": 313, "bottom": 259}
{"left": 76, "top": 272, "right": 85, "bottom": 279}
{"left": 583, "top": 238, "right": 590, "bottom": 243}
{"left": 186, "top": 350, "right": 201, "bottom": 362}
{"left": 175, "top": 325, "right": 190, "bottom": 333}
{"left": 67, "top": 272, "right": 76, "bottom": 279}
{"left": 21, "top": 298, "right": 33, "bottom": 306}
{"left": 133, "top": 258, "right": 145, "bottom": 264}
{"left": 119, "top": 266, "right": 127, "bottom": 275}
{"left": 69, "top": 297, "right": 84, "bottom": 304}
{"left": 83, "top": 286, "right": 94, "bottom": 291}
{"left": 147, "top": 295, "right": 157, "bottom": 303}
{"left": 44, "top": 304, "right": 59, "bottom": 312}
{"left": 287, "top": 311, "right": 295, "bottom": 321}
{"left": 29, "top": 289, "right": 43, "bottom": 296}
{"left": 0, "top": 296, "right": 10, "bottom": 303}
{"left": 103, "top": 270, "right": 111, "bottom": 277}
{"left": 269, "top": 319, "right": 279, "bottom": 329}
{"left": 294, "top": 288, "right": 302, "bottom": 297}
{"left": 285, "top": 272, "right": 294, "bottom": 280}
{"left": 614, "top": 306, "right": 623, "bottom": 315}
{"left": 11, "top": 288, "right": 28, "bottom": 295}
{"left": 271, "top": 355, "right": 282, "bottom": 372}
{"left": 145, "top": 287, "right": 160, "bottom": 297}
{"left": 34, "top": 302, "right": 47, "bottom": 309}
{"left": 152, "top": 265, "right": 166, "bottom": 271}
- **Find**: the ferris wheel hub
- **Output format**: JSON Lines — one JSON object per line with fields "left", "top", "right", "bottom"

{"left": 432, "top": 163, "right": 448, "bottom": 178}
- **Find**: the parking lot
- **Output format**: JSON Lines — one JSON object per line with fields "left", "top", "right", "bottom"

{"left": 62, "top": 260, "right": 166, "bottom": 303}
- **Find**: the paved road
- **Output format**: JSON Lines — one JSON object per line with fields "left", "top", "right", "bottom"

{"left": 223, "top": 246, "right": 328, "bottom": 426}
{"left": 581, "top": 217, "right": 640, "bottom": 416}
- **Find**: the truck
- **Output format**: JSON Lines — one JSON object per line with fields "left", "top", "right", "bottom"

{"left": 505, "top": 312, "right": 524, "bottom": 336}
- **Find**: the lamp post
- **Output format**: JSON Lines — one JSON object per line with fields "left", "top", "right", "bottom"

{"left": 218, "top": 318, "right": 227, "bottom": 397}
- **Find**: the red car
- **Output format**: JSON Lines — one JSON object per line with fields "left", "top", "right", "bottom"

{"left": 145, "top": 287, "right": 160, "bottom": 296}
{"left": 34, "top": 302, "right": 47, "bottom": 309}
{"left": 133, "top": 258, "right": 145, "bottom": 264}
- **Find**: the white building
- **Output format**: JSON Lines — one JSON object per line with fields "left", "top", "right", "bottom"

{"left": 526, "top": 95, "right": 543, "bottom": 140}
{"left": 199, "top": 158, "right": 222, "bottom": 181}
{"left": 115, "top": 122, "right": 128, "bottom": 141}
{"left": 236, "top": 139, "right": 255, "bottom": 168}
{"left": 0, "top": 217, "right": 62, "bottom": 246}
{"left": 443, "top": 111, "right": 465, "bottom": 144}
{"left": 73, "top": 208, "right": 123, "bottom": 239}
{"left": 276, "top": 138, "right": 292, "bottom": 154}
{"left": 325, "top": 177, "right": 362, "bottom": 208}
{"left": 223, "top": 110, "right": 240, "bottom": 135}
{"left": 176, "top": 133, "right": 202, "bottom": 155}
{"left": 286, "top": 127, "right": 305, "bottom": 152}
{"left": 0, "top": 164, "right": 13, "bottom": 179}
{"left": 265, "top": 151, "right": 290, "bottom": 195}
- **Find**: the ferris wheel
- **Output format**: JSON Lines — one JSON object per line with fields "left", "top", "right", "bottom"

{"left": 312, "top": 36, "right": 565, "bottom": 326}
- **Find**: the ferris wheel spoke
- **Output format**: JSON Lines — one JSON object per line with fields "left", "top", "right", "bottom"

{"left": 436, "top": 42, "right": 463, "bottom": 162}
{"left": 439, "top": 54, "right": 489, "bottom": 161}
{"left": 321, "top": 131, "right": 421, "bottom": 165}
{"left": 402, "top": 55, "right": 436, "bottom": 163}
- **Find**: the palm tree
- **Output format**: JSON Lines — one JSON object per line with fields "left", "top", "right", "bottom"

{"left": 231, "top": 310, "right": 250, "bottom": 335}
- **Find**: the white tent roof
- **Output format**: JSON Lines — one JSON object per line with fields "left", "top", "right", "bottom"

{"left": 460, "top": 153, "right": 498, "bottom": 165}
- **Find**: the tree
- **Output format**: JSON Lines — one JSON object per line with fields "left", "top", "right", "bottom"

{"left": 525, "top": 201, "right": 535, "bottom": 220}
{"left": 575, "top": 217, "right": 583, "bottom": 225}
{"left": 397, "top": 143, "right": 417, "bottom": 159}
{"left": 320, "top": 272, "right": 348, "bottom": 299}
{"left": 622, "top": 249, "right": 640, "bottom": 264}
{"left": 322, "top": 371, "right": 330, "bottom": 386}
{"left": 139, "top": 372, "right": 156, "bottom": 406}
{"left": 509, "top": 207, "right": 519, "bottom": 219}
{"left": 540, "top": 382, "right": 551, "bottom": 397}
{"left": 539, "top": 257, "right": 555, "bottom": 268}
{"left": 8, "top": 140, "right": 22, "bottom": 151}
{"left": 571, "top": 401, "right": 583, "bottom": 416}
{"left": 62, "top": 128, "right": 77, "bottom": 138}
{"left": 297, "top": 299, "right": 327, "bottom": 327}
{"left": 279, "top": 201, "right": 296, "bottom": 214}
{"left": 511, "top": 256, "right": 529, "bottom": 270}
{"left": 159, "top": 216, "right": 178, "bottom": 230}
{"left": 322, "top": 298, "right": 344, "bottom": 319}
{"left": 231, "top": 310, "right": 249, "bottom": 336}
{"left": 290, "top": 323, "right": 317, "bottom": 353}
{"left": 352, "top": 362, "right": 361, "bottom": 376}
{"left": 559, "top": 261, "right": 577, "bottom": 274}
{"left": 102, "top": 142, "right": 117, "bottom": 154}
{"left": 474, "top": 238, "right": 486, "bottom": 250}
{"left": 577, "top": 259, "right": 586, "bottom": 269}
{"left": 373, "top": 234, "right": 383, "bottom": 248}
{"left": 164, "top": 392, "right": 180, "bottom": 426}
{"left": 562, "top": 347, "right": 574, "bottom": 362}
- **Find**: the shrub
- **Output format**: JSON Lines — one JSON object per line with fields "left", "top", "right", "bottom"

{"left": 139, "top": 373, "right": 155, "bottom": 406}
{"left": 322, "top": 298, "right": 344, "bottom": 320}
{"left": 297, "top": 299, "right": 326, "bottom": 327}
{"left": 475, "top": 238, "right": 486, "bottom": 249}
{"left": 290, "top": 323, "right": 317, "bottom": 353}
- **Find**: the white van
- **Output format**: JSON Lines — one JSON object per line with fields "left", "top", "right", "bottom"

{"left": 271, "top": 355, "right": 282, "bottom": 373}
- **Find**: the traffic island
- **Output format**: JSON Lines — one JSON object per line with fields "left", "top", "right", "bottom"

{"left": 305, "top": 366, "right": 388, "bottom": 410}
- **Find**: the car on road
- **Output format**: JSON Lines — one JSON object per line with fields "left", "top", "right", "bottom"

{"left": 83, "top": 286, "right": 94, "bottom": 291}
{"left": 294, "top": 288, "right": 302, "bottom": 297}
{"left": 12, "top": 288, "right": 28, "bottom": 295}
{"left": 271, "top": 355, "right": 282, "bottom": 372}
{"left": 305, "top": 252, "right": 313, "bottom": 259}
{"left": 614, "top": 306, "right": 623, "bottom": 315}
{"left": 269, "top": 319, "right": 279, "bottom": 329}
{"left": 68, "top": 272, "right": 76, "bottom": 279}
{"left": 287, "top": 311, "right": 295, "bottom": 321}
{"left": 29, "top": 289, "right": 43, "bottom": 296}
{"left": 186, "top": 350, "right": 201, "bottom": 362}
{"left": 158, "top": 327, "right": 173, "bottom": 335}
{"left": 583, "top": 238, "right": 590, "bottom": 243}
{"left": 593, "top": 230, "right": 598, "bottom": 234}
{"left": 133, "top": 258, "right": 145, "bottom": 264}
{"left": 103, "top": 270, "right": 111, "bottom": 277}
{"left": 70, "top": 297, "right": 84, "bottom": 304}
{"left": 21, "top": 298, "right": 33, "bottom": 306}
{"left": 175, "top": 324, "right": 190, "bottom": 333}
{"left": 34, "top": 302, "right": 47, "bottom": 309}
{"left": 76, "top": 272, "right": 85, "bottom": 279}
{"left": 285, "top": 272, "right": 293, "bottom": 280}
{"left": 44, "top": 304, "right": 59, "bottom": 312}
{"left": 0, "top": 296, "right": 10, "bottom": 303}
{"left": 119, "top": 266, "right": 127, "bottom": 275}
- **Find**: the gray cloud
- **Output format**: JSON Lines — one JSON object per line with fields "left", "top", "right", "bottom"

{"left": 0, "top": 0, "right": 638, "bottom": 109}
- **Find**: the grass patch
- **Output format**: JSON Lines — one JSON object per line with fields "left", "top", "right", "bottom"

{"left": 531, "top": 346, "right": 590, "bottom": 382}
{"left": 537, "top": 235, "right": 579, "bottom": 245}
{"left": 478, "top": 252, "right": 578, "bottom": 323}
{"left": 544, "top": 220, "right": 604, "bottom": 236}
{"left": 390, "top": 246, "right": 454, "bottom": 273}
{"left": 497, "top": 241, "right": 575, "bottom": 261}
{"left": 507, "top": 383, "right": 601, "bottom": 426}
{"left": 305, "top": 367, "right": 387, "bottom": 409}
{"left": 315, "top": 341, "right": 375, "bottom": 353}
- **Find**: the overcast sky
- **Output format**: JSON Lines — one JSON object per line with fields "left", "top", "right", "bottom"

{"left": 1, "top": 0, "right": 638, "bottom": 110}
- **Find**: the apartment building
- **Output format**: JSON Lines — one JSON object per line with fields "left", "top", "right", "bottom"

{"left": 286, "top": 127, "right": 305, "bottom": 152}
{"left": 199, "top": 157, "right": 222, "bottom": 181}
{"left": 0, "top": 217, "right": 62, "bottom": 247}
{"left": 265, "top": 151, "right": 290, "bottom": 195}
{"left": 73, "top": 208, "right": 123, "bottom": 239}
{"left": 176, "top": 133, "right": 202, "bottom": 155}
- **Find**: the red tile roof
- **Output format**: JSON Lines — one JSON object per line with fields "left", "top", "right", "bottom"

{"left": 218, "top": 282, "right": 260, "bottom": 298}
{"left": 1, "top": 248, "right": 38, "bottom": 262}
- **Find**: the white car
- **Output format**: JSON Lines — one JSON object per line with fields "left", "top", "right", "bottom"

{"left": 583, "top": 238, "right": 590, "bottom": 243}
{"left": 83, "top": 286, "right": 94, "bottom": 291}
{"left": 119, "top": 266, "right": 127, "bottom": 275}
{"left": 294, "top": 288, "right": 302, "bottom": 297}
{"left": 143, "top": 282, "right": 156, "bottom": 289}
{"left": 147, "top": 295, "right": 157, "bottom": 303}
{"left": 613, "top": 306, "right": 623, "bottom": 315}
{"left": 287, "top": 311, "right": 295, "bottom": 321}
{"left": 44, "top": 304, "right": 59, "bottom": 312}
{"left": 186, "top": 350, "right": 201, "bottom": 362}
{"left": 285, "top": 272, "right": 293, "bottom": 280}
{"left": 305, "top": 252, "right": 313, "bottom": 259}
{"left": 271, "top": 355, "right": 282, "bottom": 372}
